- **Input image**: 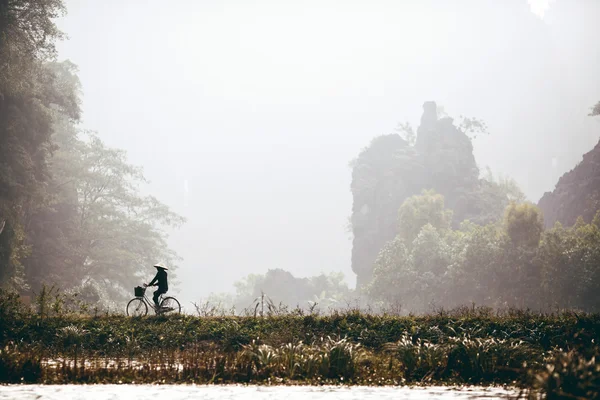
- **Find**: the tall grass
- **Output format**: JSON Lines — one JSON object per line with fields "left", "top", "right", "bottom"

{"left": 0, "top": 288, "right": 599, "bottom": 392}
{"left": 527, "top": 348, "right": 600, "bottom": 399}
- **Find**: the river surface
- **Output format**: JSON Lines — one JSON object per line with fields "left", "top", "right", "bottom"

{"left": 0, "top": 385, "right": 522, "bottom": 399}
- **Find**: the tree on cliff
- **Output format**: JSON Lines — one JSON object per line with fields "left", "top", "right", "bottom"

{"left": 590, "top": 101, "right": 600, "bottom": 117}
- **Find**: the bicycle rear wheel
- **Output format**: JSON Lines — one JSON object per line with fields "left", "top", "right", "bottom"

{"left": 159, "top": 297, "right": 181, "bottom": 314}
{"left": 127, "top": 298, "right": 148, "bottom": 316}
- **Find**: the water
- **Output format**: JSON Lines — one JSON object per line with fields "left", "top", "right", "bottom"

{"left": 0, "top": 385, "right": 520, "bottom": 399}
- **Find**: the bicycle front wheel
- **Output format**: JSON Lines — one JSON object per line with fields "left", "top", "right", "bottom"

{"left": 159, "top": 297, "right": 181, "bottom": 314}
{"left": 127, "top": 298, "right": 148, "bottom": 316}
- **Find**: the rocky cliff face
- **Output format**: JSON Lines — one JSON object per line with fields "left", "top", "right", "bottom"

{"left": 538, "top": 138, "right": 600, "bottom": 228}
{"left": 350, "top": 134, "right": 425, "bottom": 287}
{"left": 351, "top": 101, "right": 507, "bottom": 287}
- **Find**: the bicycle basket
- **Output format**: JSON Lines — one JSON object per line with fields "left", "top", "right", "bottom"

{"left": 134, "top": 286, "right": 146, "bottom": 297}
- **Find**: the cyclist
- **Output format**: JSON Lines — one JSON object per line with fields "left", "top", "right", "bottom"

{"left": 145, "top": 263, "right": 169, "bottom": 309}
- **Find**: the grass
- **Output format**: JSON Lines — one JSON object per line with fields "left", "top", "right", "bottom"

{"left": 1, "top": 289, "right": 599, "bottom": 398}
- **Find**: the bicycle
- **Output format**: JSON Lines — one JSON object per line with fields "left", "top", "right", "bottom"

{"left": 126, "top": 285, "right": 181, "bottom": 316}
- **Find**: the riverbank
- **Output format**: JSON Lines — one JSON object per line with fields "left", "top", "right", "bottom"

{"left": 1, "top": 304, "right": 599, "bottom": 398}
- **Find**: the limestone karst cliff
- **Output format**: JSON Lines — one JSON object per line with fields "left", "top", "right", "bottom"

{"left": 538, "top": 138, "right": 600, "bottom": 228}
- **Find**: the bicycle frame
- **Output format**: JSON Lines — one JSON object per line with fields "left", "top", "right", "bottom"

{"left": 139, "top": 289, "right": 165, "bottom": 312}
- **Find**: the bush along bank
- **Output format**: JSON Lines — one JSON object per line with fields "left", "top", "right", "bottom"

{"left": 1, "top": 292, "right": 599, "bottom": 398}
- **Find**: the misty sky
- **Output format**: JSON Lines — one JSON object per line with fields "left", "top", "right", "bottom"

{"left": 55, "top": 0, "right": 600, "bottom": 305}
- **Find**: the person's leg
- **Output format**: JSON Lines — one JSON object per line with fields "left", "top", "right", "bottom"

{"left": 154, "top": 289, "right": 167, "bottom": 308}
{"left": 153, "top": 290, "right": 161, "bottom": 307}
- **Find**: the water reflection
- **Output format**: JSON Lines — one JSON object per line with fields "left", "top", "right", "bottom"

{"left": 0, "top": 385, "right": 519, "bottom": 400}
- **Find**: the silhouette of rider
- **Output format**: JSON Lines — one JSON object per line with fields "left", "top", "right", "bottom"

{"left": 146, "top": 263, "right": 168, "bottom": 308}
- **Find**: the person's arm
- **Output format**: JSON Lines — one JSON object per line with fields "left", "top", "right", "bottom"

{"left": 148, "top": 272, "right": 159, "bottom": 286}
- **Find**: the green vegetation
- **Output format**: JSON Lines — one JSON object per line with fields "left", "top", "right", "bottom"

{"left": 350, "top": 102, "right": 524, "bottom": 287}
{"left": 367, "top": 191, "right": 600, "bottom": 313}
{"left": 203, "top": 190, "right": 600, "bottom": 316}
{"left": 2, "top": 4, "right": 599, "bottom": 397}
{"left": 1, "top": 290, "right": 598, "bottom": 397}
{"left": 202, "top": 270, "right": 352, "bottom": 313}
{"left": 0, "top": 1, "right": 183, "bottom": 301}
{"left": 348, "top": 101, "right": 600, "bottom": 315}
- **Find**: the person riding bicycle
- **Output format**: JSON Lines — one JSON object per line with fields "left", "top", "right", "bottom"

{"left": 145, "top": 263, "right": 168, "bottom": 308}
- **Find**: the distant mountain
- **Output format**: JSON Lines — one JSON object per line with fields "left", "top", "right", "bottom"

{"left": 538, "top": 138, "right": 600, "bottom": 228}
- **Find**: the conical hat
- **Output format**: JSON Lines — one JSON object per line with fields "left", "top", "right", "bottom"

{"left": 154, "top": 263, "right": 168, "bottom": 270}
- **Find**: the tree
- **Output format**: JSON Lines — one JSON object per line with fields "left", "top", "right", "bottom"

{"left": 220, "top": 270, "right": 352, "bottom": 312}
{"left": 16, "top": 60, "right": 185, "bottom": 299}
{"left": 504, "top": 202, "right": 544, "bottom": 248}
{"left": 367, "top": 236, "right": 411, "bottom": 306}
{"left": 34, "top": 128, "right": 185, "bottom": 299}
{"left": 368, "top": 193, "right": 456, "bottom": 312}
{"left": 446, "top": 222, "right": 505, "bottom": 307}
{"left": 367, "top": 188, "right": 600, "bottom": 312}
{"left": 394, "top": 122, "right": 416, "bottom": 146}
{"left": 369, "top": 196, "right": 555, "bottom": 312}
{"left": 457, "top": 116, "right": 489, "bottom": 140}
{"left": 0, "top": 59, "right": 79, "bottom": 287}
{"left": 481, "top": 168, "right": 527, "bottom": 203}
{"left": 538, "top": 222, "right": 581, "bottom": 308}
{"left": 567, "top": 216, "right": 600, "bottom": 311}
{"left": 0, "top": 0, "right": 78, "bottom": 289}
{"left": 0, "top": 0, "right": 67, "bottom": 97}
{"left": 397, "top": 190, "right": 452, "bottom": 244}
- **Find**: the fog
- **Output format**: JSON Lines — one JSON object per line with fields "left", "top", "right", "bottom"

{"left": 55, "top": 0, "right": 600, "bottom": 304}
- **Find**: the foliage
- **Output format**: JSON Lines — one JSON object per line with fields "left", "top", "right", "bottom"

{"left": 0, "top": 288, "right": 28, "bottom": 344}
{"left": 203, "top": 270, "right": 352, "bottom": 313}
{"left": 369, "top": 192, "right": 600, "bottom": 313}
{"left": 0, "top": 342, "right": 43, "bottom": 383}
{"left": 397, "top": 190, "right": 452, "bottom": 243}
{"left": 8, "top": 63, "right": 185, "bottom": 301}
{"left": 504, "top": 202, "right": 544, "bottom": 247}
{"left": 350, "top": 102, "right": 514, "bottom": 287}
{"left": 529, "top": 348, "right": 600, "bottom": 399}
{"left": 457, "top": 116, "right": 489, "bottom": 139}
{"left": 538, "top": 217, "right": 600, "bottom": 311}
{"left": 0, "top": 302, "right": 598, "bottom": 386}
{"left": 394, "top": 122, "right": 416, "bottom": 146}
{"left": 33, "top": 284, "right": 103, "bottom": 318}
{"left": 481, "top": 167, "right": 527, "bottom": 204}
{"left": 0, "top": 0, "right": 79, "bottom": 290}
{"left": 0, "top": 4, "right": 184, "bottom": 298}
{"left": 384, "top": 333, "right": 534, "bottom": 383}
{"left": 35, "top": 124, "right": 185, "bottom": 299}
{"left": 0, "top": 1, "right": 67, "bottom": 93}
